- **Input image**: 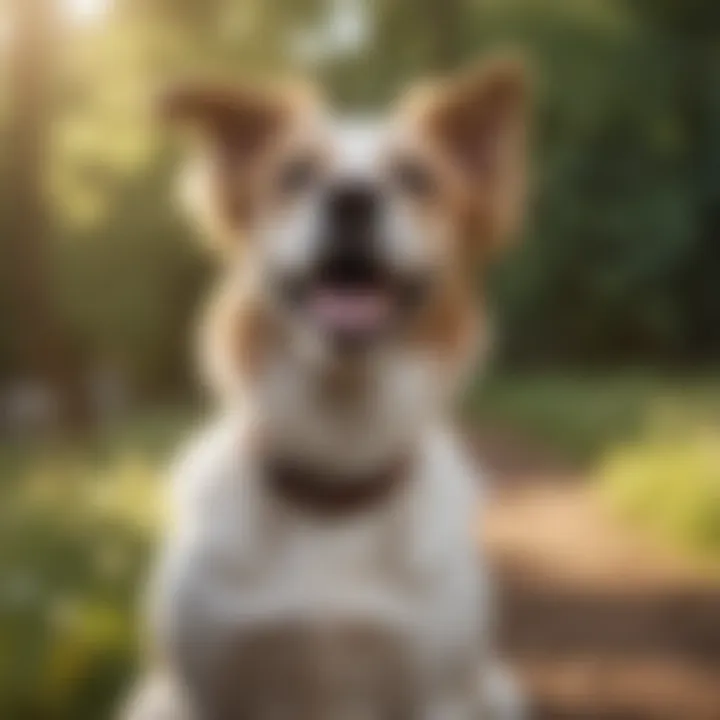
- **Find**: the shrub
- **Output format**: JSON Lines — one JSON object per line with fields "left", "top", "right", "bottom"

{"left": 599, "top": 422, "right": 720, "bottom": 560}
{"left": 0, "top": 416, "right": 183, "bottom": 720}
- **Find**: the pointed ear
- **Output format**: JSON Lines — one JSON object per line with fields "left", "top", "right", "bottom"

{"left": 159, "top": 81, "right": 290, "bottom": 153}
{"left": 158, "top": 81, "right": 302, "bottom": 251}
{"left": 417, "top": 54, "right": 531, "bottom": 248}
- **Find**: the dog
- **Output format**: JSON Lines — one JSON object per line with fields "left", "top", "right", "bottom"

{"left": 123, "top": 53, "right": 529, "bottom": 720}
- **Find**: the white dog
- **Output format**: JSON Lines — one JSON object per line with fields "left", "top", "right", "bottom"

{"left": 124, "top": 54, "right": 529, "bottom": 720}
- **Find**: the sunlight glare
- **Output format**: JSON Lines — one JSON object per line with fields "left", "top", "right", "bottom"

{"left": 65, "top": 0, "right": 111, "bottom": 26}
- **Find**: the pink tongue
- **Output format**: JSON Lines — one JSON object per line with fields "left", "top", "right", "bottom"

{"left": 310, "top": 290, "right": 390, "bottom": 332}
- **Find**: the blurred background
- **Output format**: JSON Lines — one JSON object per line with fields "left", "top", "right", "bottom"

{"left": 0, "top": 0, "right": 718, "bottom": 718}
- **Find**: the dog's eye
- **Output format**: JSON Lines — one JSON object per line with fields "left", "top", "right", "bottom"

{"left": 390, "top": 157, "right": 436, "bottom": 198}
{"left": 277, "top": 155, "right": 319, "bottom": 196}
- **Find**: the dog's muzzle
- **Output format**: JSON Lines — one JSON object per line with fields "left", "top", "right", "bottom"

{"left": 279, "top": 181, "right": 431, "bottom": 350}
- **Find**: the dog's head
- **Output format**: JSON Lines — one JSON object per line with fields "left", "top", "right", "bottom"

{"left": 164, "top": 55, "right": 529, "bottom": 372}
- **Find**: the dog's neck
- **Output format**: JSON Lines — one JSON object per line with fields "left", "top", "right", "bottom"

{"left": 205, "top": 275, "right": 469, "bottom": 477}
{"left": 237, "top": 342, "right": 447, "bottom": 478}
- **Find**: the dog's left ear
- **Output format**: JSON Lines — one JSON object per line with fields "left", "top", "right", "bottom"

{"left": 158, "top": 80, "right": 311, "bottom": 252}
{"left": 415, "top": 54, "right": 530, "bottom": 249}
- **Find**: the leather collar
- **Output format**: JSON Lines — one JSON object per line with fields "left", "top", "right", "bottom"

{"left": 261, "top": 453, "right": 413, "bottom": 518}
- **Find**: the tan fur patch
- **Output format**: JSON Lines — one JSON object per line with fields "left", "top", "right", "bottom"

{"left": 397, "top": 52, "right": 530, "bottom": 250}
{"left": 163, "top": 79, "right": 322, "bottom": 253}
{"left": 199, "top": 275, "right": 278, "bottom": 394}
{"left": 206, "top": 622, "right": 419, "bottom": 718}
{"left": 407, "top": 267, "right": 478, "bottom": 372}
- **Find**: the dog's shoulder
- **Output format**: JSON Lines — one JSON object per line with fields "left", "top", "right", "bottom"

{"left": 168, "top": 413, "right": 256, "bottom": 525}
{"left": 401, "top": 425, "right": 485, "bottom": 570}
{"left": 419, "top": 425, "right": 484, "bottom": 512}
{"left": 153, "top": 414, "right": 265, "bottom": 616}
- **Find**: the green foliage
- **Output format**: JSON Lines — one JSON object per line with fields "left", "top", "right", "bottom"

{"left": 2, "top": 0, "right": 720, "bottom": 392}
{"left": 486, "top": 0, "right": 720, "bottom": 364}
{"left": 469, "top": 371, "right": 720, "bottom": 462}
{"left": 600, "top": 422, "right": 720, "bottom": 560}
{"left": 0, "top": 410, "right": 194, "bottom": 720}
{"left": 473, "top": 372, "right": 720, "bottom": 560}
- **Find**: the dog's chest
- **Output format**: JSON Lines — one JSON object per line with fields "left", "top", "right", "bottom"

{"left": 206, "top": 516, "right": 428, "bottom": 716}
{"left": 166, "top": 423, "right": 483, "bottom": 716}
{"left": 182, "top": 509, "right": 437, "bottom": 717}
{"left": 205, "top": 620, "right": 419, "bottom": 718}
{"left": 197, "top": 497, "right": 424, "bottom": 633}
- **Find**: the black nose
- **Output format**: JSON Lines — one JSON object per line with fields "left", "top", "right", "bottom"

{"left": 328, "top": 181, "right": 379, "bottom": 231}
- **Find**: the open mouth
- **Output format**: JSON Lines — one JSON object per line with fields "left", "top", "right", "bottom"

{"left": 309, "top": 288, "right": 391, "bottom": 338}
{"left": 280, "top": 254, "right": 430, "bottom": 349}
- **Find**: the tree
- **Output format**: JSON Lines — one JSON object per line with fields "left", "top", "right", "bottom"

{"left": 2, "top": 0, "right": 92, "bottom": 428}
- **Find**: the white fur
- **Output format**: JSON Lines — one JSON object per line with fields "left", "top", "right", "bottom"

{"left": 126, "top": 361, "right": 524, "bottom": 718}
{"left": 246, "top": 350, "right": 446, "bottom": 475}
{"left": 253, "top": 119, "right": 443, "bottom": 291}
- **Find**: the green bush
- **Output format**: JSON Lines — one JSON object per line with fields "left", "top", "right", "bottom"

{"left": 469, "top": 372, "right": 720, "bottom": 462}
{"left": 599, "top": 422, "right": 720, "bottom": 560}
{"left": 0, "top": 411, "right": 192, "bottom": 720}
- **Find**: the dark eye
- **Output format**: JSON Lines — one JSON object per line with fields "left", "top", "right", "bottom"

{"left": 277, "top": 155, "right": 319, "bottom": 196}
{"left": 390, "top": 157, "right": 436, "bottom": 198}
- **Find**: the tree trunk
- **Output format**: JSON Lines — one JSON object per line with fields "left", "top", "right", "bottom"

{"left": 3, "top": 0, "right": 90, "bottom": 431}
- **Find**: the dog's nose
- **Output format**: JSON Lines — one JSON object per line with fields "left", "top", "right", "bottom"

{"left": 328, "top": 181, "right": 379, "bottom": 232}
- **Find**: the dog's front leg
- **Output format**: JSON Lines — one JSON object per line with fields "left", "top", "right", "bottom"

{"left": 476, "top": 664, "right": 527, "bottom": 720}
{"left": 119, "top": 672, "right": 195, "bottom": 720}
{"left": 419, "top": 666, "right": 526, "bottom": 720}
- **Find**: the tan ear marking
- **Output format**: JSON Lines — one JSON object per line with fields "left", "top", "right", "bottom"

{"left": 159, "top": 80, "right": 303, "bottom": 249}
{"left": 408, "top": 52, "right": 531, "bottom": 249}
{"left": 429, "top": 55, "right": 528, "bottom": 179}
{"left": 158, "top": 81, "right": 291, "bottom": 148}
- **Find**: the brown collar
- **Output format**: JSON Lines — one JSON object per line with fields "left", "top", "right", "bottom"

{"left": 261, "top": 454, "right": 413, "bottom": 518}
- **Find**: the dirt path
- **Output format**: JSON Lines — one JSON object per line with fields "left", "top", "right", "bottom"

{"left": 476, "top": 432, "right": 720, "bottom": 720}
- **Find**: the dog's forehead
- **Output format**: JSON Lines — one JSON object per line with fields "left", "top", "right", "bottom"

{"left": 326, "top": 117, "right": 389, "bottom": 180}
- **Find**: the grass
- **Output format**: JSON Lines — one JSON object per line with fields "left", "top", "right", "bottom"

{"left": 469, "top": 370, "right": 720, "bottom": 562}
{"left": 0, "top": 407, "right": 197, "bottom": 720}
{"left": 467, "top": 369, "right": 720, "bottom": 463}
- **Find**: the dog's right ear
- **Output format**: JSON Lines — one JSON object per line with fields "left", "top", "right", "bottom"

{"left": 159, "top": 81, "right": 302, "bottom": 250}
{"left": 400, "top": 54, "right": 530, "bottom": 252}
